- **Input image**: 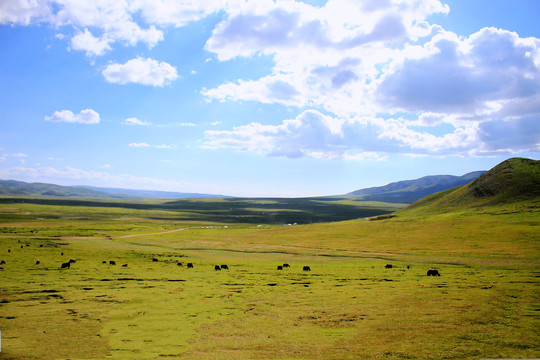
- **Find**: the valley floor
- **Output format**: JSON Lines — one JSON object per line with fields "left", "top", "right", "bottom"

{"left": 0, "top": 202, "right": 538, "bottom": 359}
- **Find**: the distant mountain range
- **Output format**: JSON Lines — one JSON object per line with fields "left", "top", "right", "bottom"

{"left": 0, "top": 169, "right": 488, "bottom": 203}
{"left": 346, "top": 171, "right": 486, "bottom": 204}
{"left": 0, "top": 180, "right": 225, "bottom": 199}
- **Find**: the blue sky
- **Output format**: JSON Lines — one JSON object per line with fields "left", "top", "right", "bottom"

{"left": 1, "top": 0, "right": 539, "bottom": 197}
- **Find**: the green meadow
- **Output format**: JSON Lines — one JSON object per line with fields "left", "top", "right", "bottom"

{"left": 0, "top": 198, "right": 538, "bottom": 359}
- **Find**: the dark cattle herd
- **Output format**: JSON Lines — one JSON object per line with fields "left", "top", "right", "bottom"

{"left": 1, "top": 246, "right": 444, "bottom": 277}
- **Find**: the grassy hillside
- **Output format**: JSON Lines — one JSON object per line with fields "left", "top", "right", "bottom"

{"left": 403, "top": 157, "right": 540, "bottom": 214}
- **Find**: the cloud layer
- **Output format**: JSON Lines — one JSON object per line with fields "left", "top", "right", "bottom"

{"left": 4, "top": 0, "right": 540, "bottom": 160}
{"left": 102, "top": 57, "right": 178, "bottom": 86}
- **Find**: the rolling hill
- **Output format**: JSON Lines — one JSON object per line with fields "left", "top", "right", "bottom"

{"left": 347, "top": 171, "right": 485, "bottom": 203}
{"left": 0, "top": 180, "right": 224, "bottom": 199}
{"left": 402, "top": 157, "right": 540, "bottom": 214}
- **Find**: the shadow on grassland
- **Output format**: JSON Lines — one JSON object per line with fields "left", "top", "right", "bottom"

{"left": 0, "top": 197, "right": 400, "bottom": 224}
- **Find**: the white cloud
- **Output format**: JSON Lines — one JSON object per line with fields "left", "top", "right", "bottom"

{"left": 130, "top": 0, "right": 225, "bottom": 27}
{"left": 102, "top": 57, "right": 178, "bottom": 87}
{"left": 128, "top": 142, "right": 150, "bottom": 148}
{"left": 70, "top": 28, "right": 111, "bottom": 56}
{"left": 45, "top": 109, "right": 100, "bottom": 124}
{"left": 124, "top": 117, "right": 151, "bottom": 126}
{"left": 11, "top": 153, "right": 28, "bottom": 158}
{"left": 202, "top": 3, "right": 540, "bottom": 157}
{"left": 203, "top": 107, "right": 537, "bottom": 159}
{"left": 4, "top": 0, "right": 539, "bottom": 159}
{"left": 155, "top": 144, "right": 177, "bottom": 149}
{"left": 0, "top": 0, "right": 50, "bottom": 25}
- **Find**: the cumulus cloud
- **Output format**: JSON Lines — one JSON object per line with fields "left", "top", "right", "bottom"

{"left": 203, "top": 110, "right": 401, "bottom": 159}
{"left": 203, "top": 107, "right": 537, "bottom": 159}
{"left": 0, "top": 0, "right": 221, "bottom": 56}
{"left": 0, "top": 0, "right": 50, "bottom": 25}
{"left": 45, "top": 109, "right": 100, "bottom": 124}
{"left": 103, "top": 57, "right": 178, "bottom": 86}
{"left": 202, "top": 3, "right": 540, "bottom": 158}
{"left": 376, "top": 28, "right": 540, "bottom": 114}
{"left": 70, "top": 28, "right": 111, "bottom": 56}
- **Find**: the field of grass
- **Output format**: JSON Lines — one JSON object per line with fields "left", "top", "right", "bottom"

{"left": 0, "top": 199, "right": 538, "bottom": 359}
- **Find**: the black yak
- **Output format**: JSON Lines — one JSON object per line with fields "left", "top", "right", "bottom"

{"left": 220, "top": 265, "right": 229, "bottom": 270}
{"left": 0, "top": 259, "right": 6, "bottom": 265}
{"left": 61, "top": 262, "right": 70, "bottom": 269}
{"left": 277, "top": 265, "right": 283, "bottom": 270}
{"left": 122, "top": 264, "right": 128, "bottom": 267}
{"left": 36, "top": 259, "right": 40, "bottom": 265}
{"left": 109, "top": 260, "right": 116, "bottom": 265}
{"left": 187, "top": 263, "right": 194, "bottom": 268}
{"left": 177, "top": 262, "right": 183, "bottom": 266}
{"left": 427, "top": 269, "right": 441, "bottom": 276}
{"left": 214, "top": 265, "right": 221, "bottom": 271}
{"left": 303, "top": 266, "right": 311, "bottom": 271}
{"left": 385, "top": 264, "right": 393, "bottom": 269}
{"left": 152, "top": 258, "right": 158, "bottom": 262}
{"left": 283, "top": 263, "right": 290, "bottom": 268}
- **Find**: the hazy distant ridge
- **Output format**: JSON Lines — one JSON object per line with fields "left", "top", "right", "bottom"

{"left": 74, "top": 185, "right": 227, "bottom": 199}
{"left": 347, "top": 171, "right": 486, "bottom": 204}
{"left": 0, "top": 180, "right": 225, "bottom": 199}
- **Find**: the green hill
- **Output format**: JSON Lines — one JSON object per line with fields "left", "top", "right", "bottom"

{"left": 402, "top": 157, "right": 540, "bottom": 214}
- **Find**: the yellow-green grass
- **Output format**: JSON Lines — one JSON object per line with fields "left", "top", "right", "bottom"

{"left": 0, "top": 201, "right": 538, "bottom": 359}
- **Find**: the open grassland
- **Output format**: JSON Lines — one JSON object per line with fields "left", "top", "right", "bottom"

{"left": 0, "top": 200, "right": 538, "bottom": 359}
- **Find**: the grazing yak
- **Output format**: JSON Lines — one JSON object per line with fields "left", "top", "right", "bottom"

{"left": 303, "top": 266, "right": 311, "bottom": 271}
{"left": 0, "top": 259, "right": 6, "bottom": 265}
{"left": 277, "top": 265, "right": 283, "bottom": 270}
{"left": 187, "top": 263, "right": 194, "bottom": 268}
{"left": 214, "top": 265, "right": 221, "bottom": 271}
{"left": 427, "top": 269, "right": 441, "bottom": 276}
{"left": 283, "top": 264, "right": 290, "bottom": 268}
{"left": 385, "top": 264, "right": 393, "bottom": 269}
{"left": 102, "top": 261, "right": 107, "bottom": 264}
{"left": 122, "top": 264, "right": 128, "bottom": 267}
{"left": 220, "top": 265, "right": 229, "bottom": 270}
{"left": 152, "top": 258, "right": 158, "bottom": 262}
{"left": 109, "top": 260, "right": 116, "bottom": 265}
{"left": 61, "top": 262, "right": 70, "bottom": 269}
{"left": 177, "top": 262, "right": 183, "bottom": 266}
{"left": 7, "top": 249, "right": 10, "bottom": 253}
{"left": 35, "top": 259, "right": 40, "bottom": 265}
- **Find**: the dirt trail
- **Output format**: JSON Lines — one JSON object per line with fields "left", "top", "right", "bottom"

{"left": 114, "top": 227, "right": 195, "bottom": 239}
